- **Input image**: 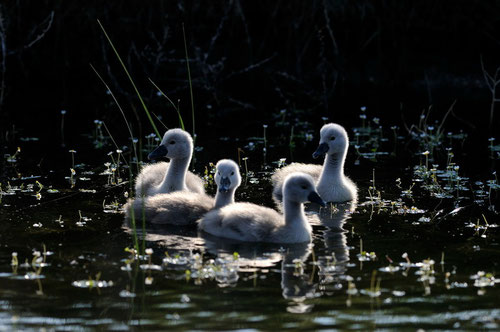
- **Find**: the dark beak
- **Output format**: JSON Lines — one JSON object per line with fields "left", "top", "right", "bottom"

{"left": 308, "top": 191, "right": 326, "bottom": 207}
{"left": 148, "top": 145, "right": 168, "bottom": 160}
{"left": 219, "top": 177, "right": 231, "bottom": 192}
{"left": 312, "top": 143, "right": 329, "bottom": 159}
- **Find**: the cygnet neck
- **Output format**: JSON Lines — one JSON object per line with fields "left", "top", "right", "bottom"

{"left": 283, "top": 199, "right": 307, "bottom": 226}
{"left": 214, "top": 187, "right": 236, "bottom": 208}
{"left": 318, "top": 148, "right": 346, "bottom": 185}
{"left": 159, "top": 156, "right": 190, "bottom": 193}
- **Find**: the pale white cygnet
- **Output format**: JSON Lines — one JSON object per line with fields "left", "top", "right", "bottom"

{"left": 272, "top": 123, "right": 357, "bottom": 203}
{"left": 125, "top": 159, "right": 241, "bottom": 225}
{"left": 134, "top": 128, "right": 204, "bottom": 197}
{"left": 198, "top": 172, "right": 326, "bottom": 243}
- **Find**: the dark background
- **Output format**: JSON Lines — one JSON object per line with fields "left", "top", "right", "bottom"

{"left": 1, "top": 1, "right": 500, "bottom": 148}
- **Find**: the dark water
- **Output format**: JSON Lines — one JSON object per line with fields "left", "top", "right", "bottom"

{"left": 0, "top": 123, "right": 499, "bottom": 330}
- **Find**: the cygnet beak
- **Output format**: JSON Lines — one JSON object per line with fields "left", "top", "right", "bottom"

{"left": 219, "top": 177, "right": 231, "bottom": 193}
{"left": 148, "top": 145, "right": 168, "bottom": 160}
{"left": 312, "top": 142, "right": 329, "bottom": 159}
{"left": 308, "top": 191, "right": 326, "bottom": 207}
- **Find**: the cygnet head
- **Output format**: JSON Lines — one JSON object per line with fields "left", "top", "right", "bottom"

{"left": 283, "top": 173, "right": 326, "bottom": 206}
{"left": 312, "top": 123, "right": 349, "bottom": 159}
{"left": 214, "top": 159, "right": 241, "bottom": 192}
{"left": 148, "top": 128, "right": 193, "bottom": 160}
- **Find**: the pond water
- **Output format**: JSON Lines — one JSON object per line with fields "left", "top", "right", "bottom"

{"left": 0, "top": 121, "right": 499, "bottom": 330}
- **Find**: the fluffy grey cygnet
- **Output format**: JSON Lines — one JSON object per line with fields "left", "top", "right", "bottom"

{"left": 198, "top": 172, "right": 326, "bottom": 243}
{"left": 272, "top": 123, "right": 357, "bottom": 203}
{"left": 134, "top": 128, "right": 204, "bottom": 197}
{"left": 125, "top": 159, "right": 241, "bottom": 225}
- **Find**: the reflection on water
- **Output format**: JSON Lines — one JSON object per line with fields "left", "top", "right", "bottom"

{"left": 312, "top": 202, "right": 354, "bottom": 297}
{"left": 1, "top": 143, "right": 499, "bottom": 330}
{"left": 203, "top": 234, "right": 317, "bottom": 313}
{"left": 123, "top": 220, "right": 205, "bottom": 251}
{"left": 279, "top": 243, "right": 316, "bottom": 314}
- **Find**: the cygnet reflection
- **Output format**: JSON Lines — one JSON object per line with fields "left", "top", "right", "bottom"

{"left": 279, "top": 242, "right": 317, "bottom": 303}
{"left": 122, "top": 219, "right": 205, "bottom": 252}
{"left": 308, "top": 201, "right": 356, "bottom": 294}
{"left": 201, "top": 234, "right": 316, "bottom": 306}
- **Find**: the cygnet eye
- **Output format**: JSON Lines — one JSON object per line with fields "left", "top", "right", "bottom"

{"left": 301, "top": 185, "right": 307, "bottom": 190}
{"left": 169, "top": 140, "right": 176, "bottom": 145}
{"left": 231, "top": 171, "right": 234, "bottom": 176}
{"left": 330, "top": 136, "right": 336, "bottom": 141}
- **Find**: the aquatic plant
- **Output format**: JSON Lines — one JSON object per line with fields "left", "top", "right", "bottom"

{"left": 11, "top": 252, "right": 18, "bottom": 274}
{"left": 90, "top": 64, "right": 140, "bottom": 168}
{"left": 480, "top": 56, "right": 500, "bottom": 131}
{"left": 93, "top": 120, "right": 106, "bottom": 148}
{"left": 60, "top": 109, "right": 66, "bottom": 147}
{"left": 76, "top": 210, "right": 91, "bottom": 227}
{"left": 182, "top": 23, "right": 196, "bottom": 142}
{"left": 72, "top": 272, "right": 114, "bottom": 290}
{"left": 241, "top": 157, "right": 249, "bottom": 179}
{"left": 415, "top": 258, "right": 435, "bottom": 295}
{"left": 263, "top": 124, "right": 268, "bottom": 155}
{"left": 357, "top": 239, "right": 376, "bottom": 262}
{"left": 359, "top": 270, "right": 382, "bottom": 298}
{"left": 350, "top": 107, "right": 388, "bottom": 161}
{"left": 149, "top": 79, "right": 185, "bottom": 130}
{"left": 470, "top": 271, "right": 499, "bottom": 288}
{"left": 465, "top": 214, "right": 498, "bottom": 238}
{"left": 6, "top": 146, "right": 20, "bottom": 163}
{"left": 378, "top": 255, "right": 401, "bottom": 273}
{"left": 69, "top": 168, "right": 76, "bottom": 188}
{"left": 97, "top": 20, "right": 160, "bottom": 138}
{"left": 203, "top": 162, "right": 216, "bottom": 187}
{"left": 405, "top": 102, "right": 457, "bottom": 153}
{"left": 276, "top": 158, "right": 287, "bottom": 168}
{"left": 345, "top": 276, "right": 358, "bottom": 307}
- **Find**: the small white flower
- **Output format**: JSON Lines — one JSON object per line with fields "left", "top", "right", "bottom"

{"left": 145, "top": 276, "right": 153, "bottom": 285}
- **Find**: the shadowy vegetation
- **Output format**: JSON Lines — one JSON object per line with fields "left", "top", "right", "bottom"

{"left": 0, "top": 1, "right": 500, "bottom": 147}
